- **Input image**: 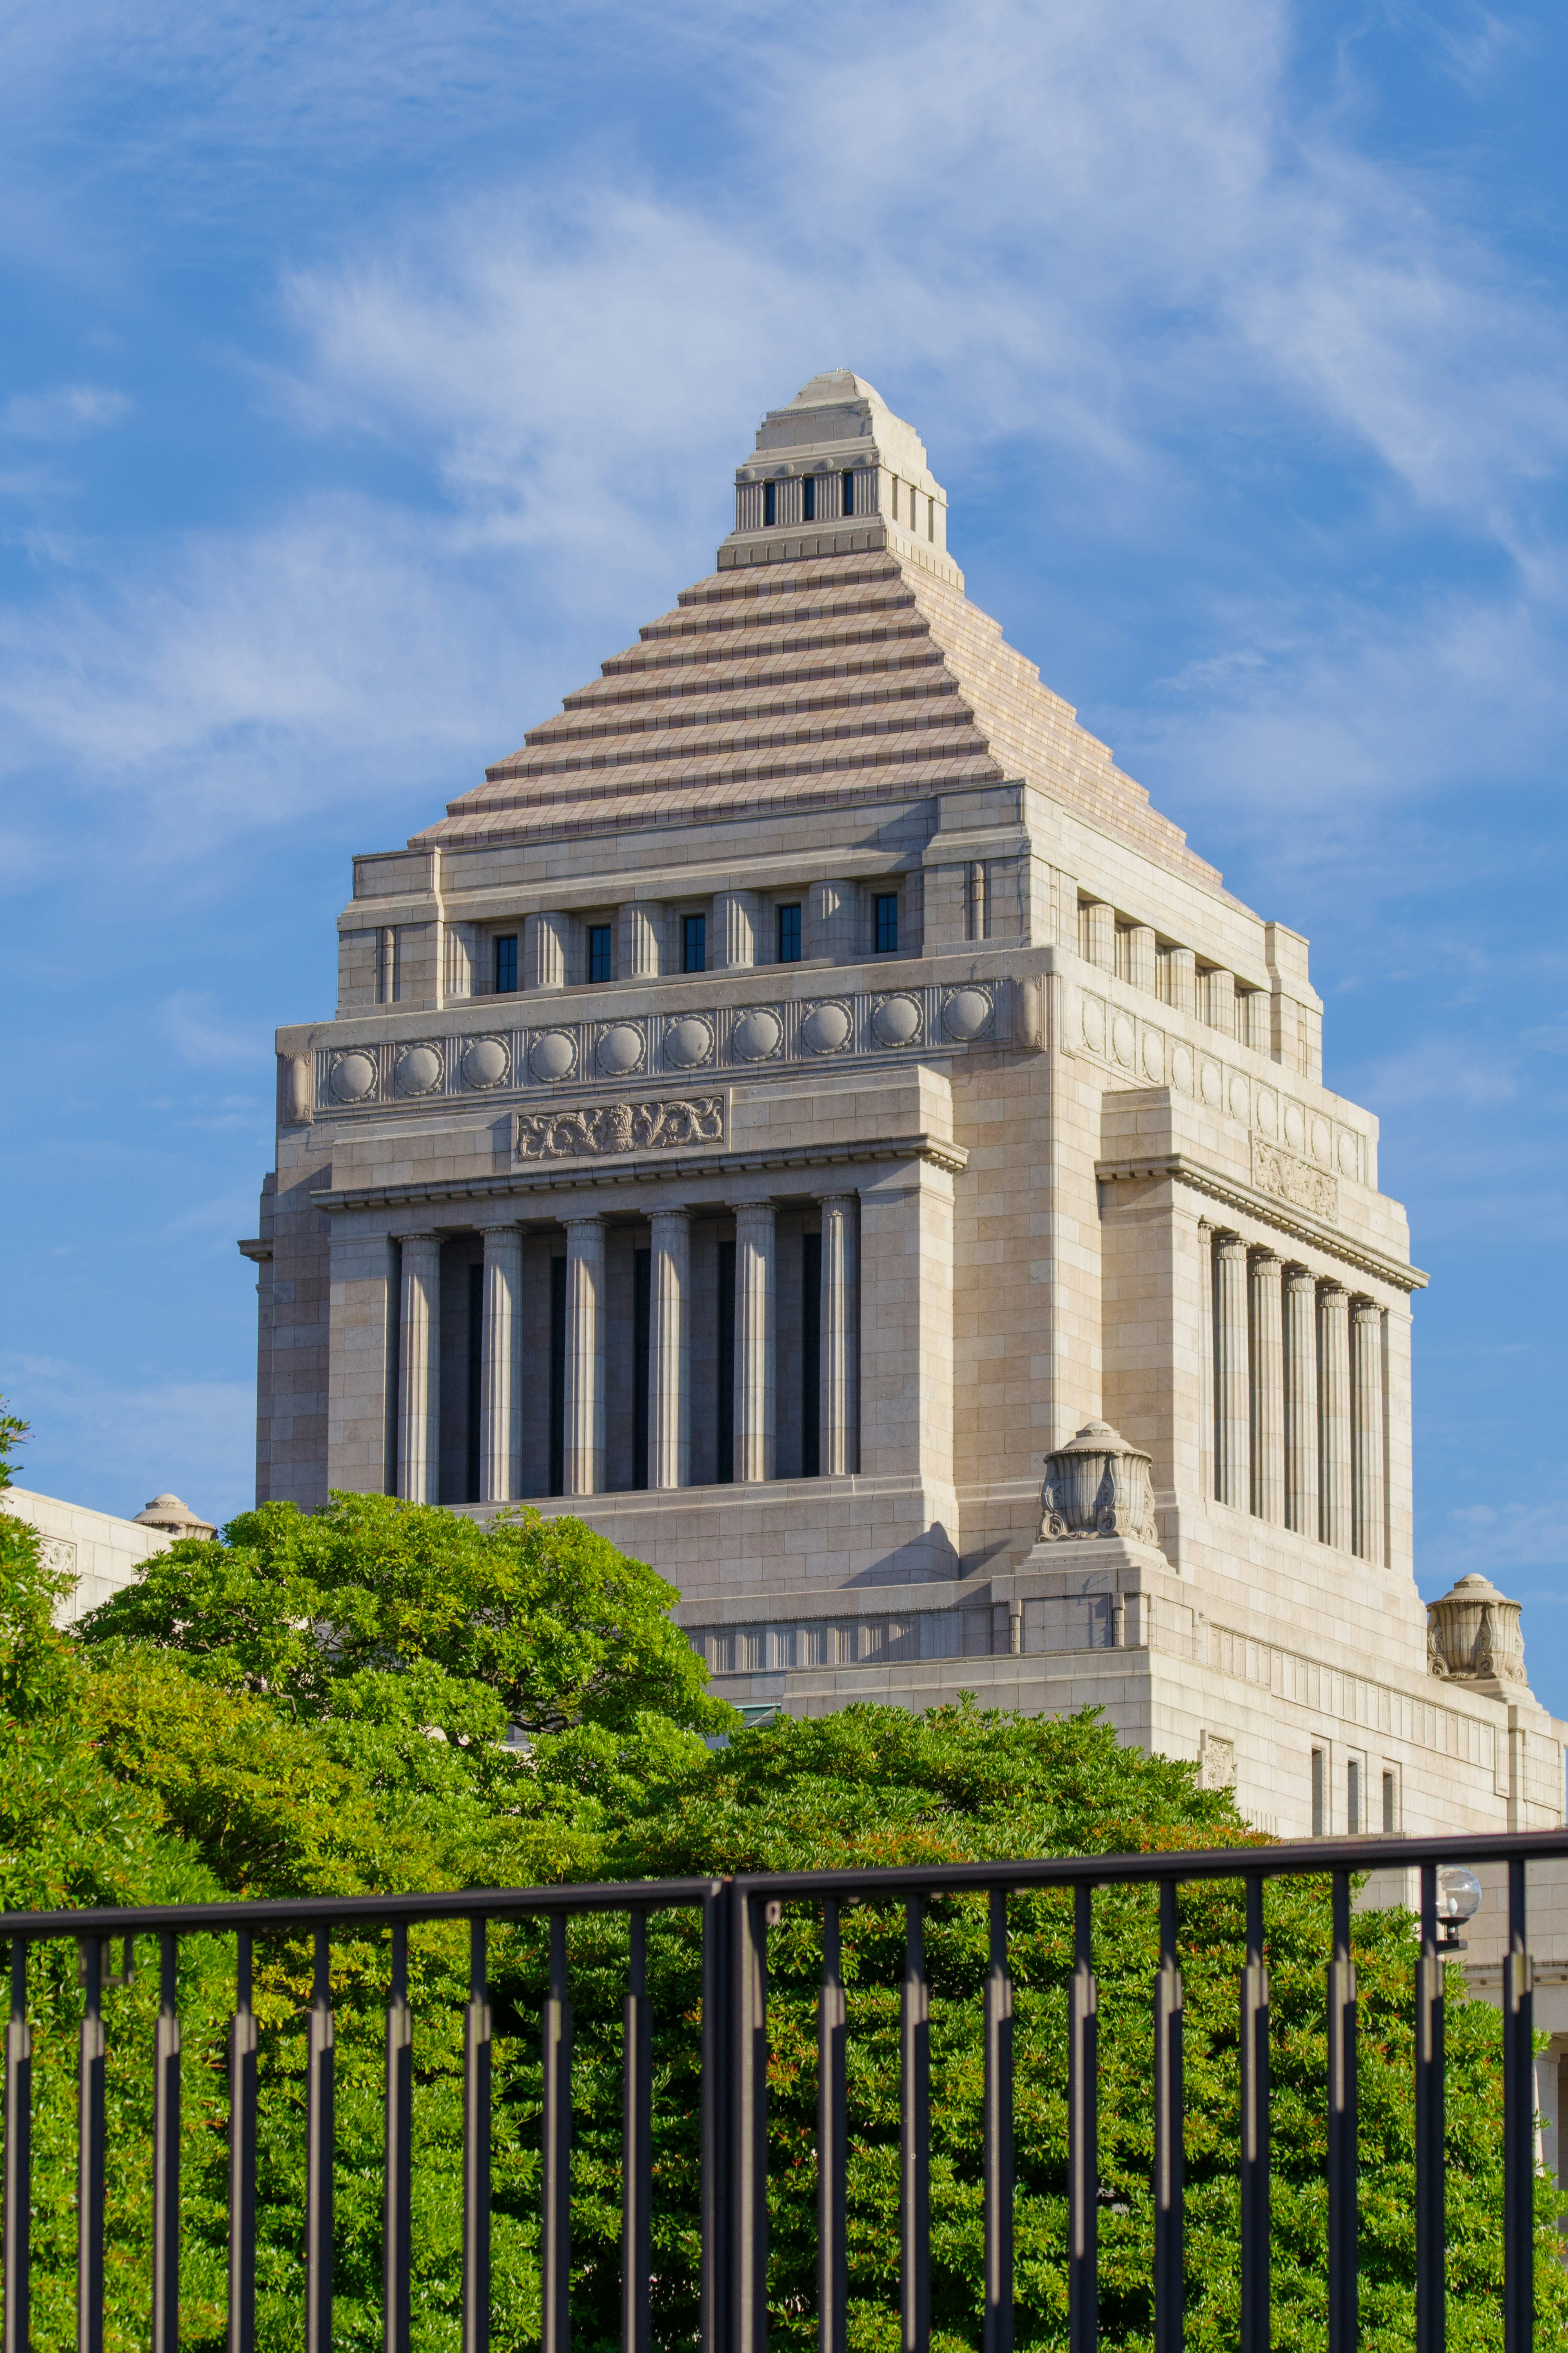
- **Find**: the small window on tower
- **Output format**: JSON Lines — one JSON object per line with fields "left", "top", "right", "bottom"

{"left": 1311, "top": 1746, "right": 1325, "bottom": 1836}
{"left": 494, "top": 934, "right": 518, "bottom": 994}
{"left": 588, "top": 924, "right": 612, "bottom": 984}
{"left": 777, "top": 903, "right": 802, "bottom": 964}
{"left": 763, "top": 481, "right": 776, "bottom": 527}
{"left": 1347, "top": 1758, "right": 1362, "bottom": 1836}
{"left": 683, "top": 913, "right": 706, "bottom": 974}
{"left": 842, "top": 469, "right": 855, "bottom": 517}
{"left": 802, "top": 477, "right": 816, "bottom": 522}
{"left": 1381, "top": 1770, "right": 1397, "bottom": 1834}
{"left": 928, "top": 495, "right": 936, "bottom": 542}
{"left": 890, "top": 477, "right": 898, "bottom": 522}
{"left": 874, "top": 894, "right": 899, "bottom": 954}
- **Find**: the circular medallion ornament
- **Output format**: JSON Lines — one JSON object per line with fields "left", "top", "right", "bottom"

{"left": 1256, "top": 1087, "right": 1277, "bottom": 1136}
{"left": 1080, "top": 995, "right": 1106, "bottom": 1055}
{"left": 942, "top": 986, "right": 993, "bottom": 1043}
{"left": 461, "top": 1036, "right": 510, "bottom": 1091}
{"left": 1200, "top": 1059, "right": 1221, "bottom": 1108}
{"left": 664, "top": 1015, "right": 713, "bottom": 1069}
{"left": 529, "top": 1030, "right": 577, "bottom": 1082}
{"left": 1337, "top": 1130, "right": 1359, "bottom": 1177}
{"left": 1112, "top": 1013, "right": 1135, "bottom": 1067}
{"left": 1311, "top": 1115, "right": 1332, "bottom": 1164}
{"left": 871, "top": 994, "right": 923, "bottom": 1048}
{"left": 1283, "top": 1101, "right": 1305, "bottom": 1152}
{"left": 595, "top": 1023, "right": 645, "bottom": 1077}
{"left": 330, "top": 1049, "right": 377, "bottom": 1104}
{"left": 800, "top": 1001, "right": 853, "bottom": 1055}
{"left": 1228, "top": 1073, "right": 1249, "bottom": 1124}
{"left": 732, "top": 1008, "right": 783, "bottom": 1062}
{"left": 1170, "top": 1044, "right": 1193, "bottom": 1095}
{"left": 1142, "top": 1029, "right": 1164, "bottom": 1083}
{"left": 395, "top": 1044, "right": 443, "bottom": 1097}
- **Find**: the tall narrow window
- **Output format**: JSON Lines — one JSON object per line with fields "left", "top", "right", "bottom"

{"left": 465, "top": 1260, "right": 483, "bottom": 1503}
{"left": 633, "top": 1247, "right": 651, "bottom": 1492}
{"left": 548, "top": 1256, "right": 566, "bottom": 1497}
{"left": 588, "top": 923, "right": 612, "bottom": 984}
{"left": 890, "top": 477, "right": 898, "bottom": 522}
{"left": 1347, "top": 1758, "right": 1362, "bottom": 1836}
{"left": 928, "top": 494, "right": 935, "bottom": 542}
{"left": 763, "top": 481, "right": 776, "bottom": 527}
{"left": 874, "top": 893, "right": 899, "bottom": 954}
{"left": 777, "top": 903, "right": 802, "bottom": 964}
{"left": 1381, "top": 1770, "right": 1397, "bottom": 1834}
{"left": 802, "top": 1229, "right": 822, "bottom": 1477}
{"left": 494, "top": 934, "right": 518, "bottom": 994}
{"left": 683, "top": 913, "right": 706, "bottom": 974}
{"left": 802, "top": 476, "right": 816, "bottom": 522}
{"left": 717, "top": 1238, "right": 736, "bottom": 1483}
{"left": 1311, "top": 1747, "right": 1325, "bottom": 1836}
{"left": 842, "top": 470, "right": 855, "bottom": 517}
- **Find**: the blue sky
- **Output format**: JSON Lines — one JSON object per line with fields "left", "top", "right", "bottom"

{"left": 2, "top": 0, "right": 1565, "bottom": 1699}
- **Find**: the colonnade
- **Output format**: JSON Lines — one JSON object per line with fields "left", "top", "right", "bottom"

{"left": 395, "top": 1196, "right": 860, "bottom": 1505}
{"left": 1209, "top": 1231, "right": 1386, "bottom": 1563}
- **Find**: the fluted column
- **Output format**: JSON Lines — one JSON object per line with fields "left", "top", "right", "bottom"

{"left": 619, "top": 902, "right": 663, "bottom": 978}
{"left": 1165, "top": 946, "right": 1196, "bottom": 1016}
{"left": 563, "top": 1217, "right": 606, "bottom": 1496}
{"left": 1248, "top": 1250, "right": 1284, "bottom": 1522}
{"left": 1283, "top": 1266, "right": 1319, "bottom": 1537}
{"left": 1127, "top": 923, "right": 1156, "bottom": 991}
{"left": 806, "top": 879, "right": 858, "bottom": 961}
{"left": 820, "top": 1194, "right": 860, "bottom": 1476}
{"left": 712, "top": 891, "right": 760, "bottom": 970}
{"left": 1351, "top": 1302, "right": 1386, "bottom": 1566}
{"left": 733, "top": 1203, "right": 776, "bottom": 1482}
{"left": 524, "top": 911, "right": 570, "bottom": 992}
{"left": 1082, "top": 899, "right": 1115, "bottom": 972}
{"left": 397, "top": 1233, "right": 441, "bottom": 1503}
{"left": 1213, "top": 1234, "right": 1250, "bottom": 1508}
{"left": 479, "top": 1226, "right": 522, "bottom": 1504}
{"left": 1318, "top": 1283, "right": 1352, "bottom": 1549}
{"left": 647, "top": 1210, "right": 690, "bottom": 1490}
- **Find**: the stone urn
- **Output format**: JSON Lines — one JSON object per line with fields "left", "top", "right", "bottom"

{"left": 1039, "top": 1421, "right": 1159, "bottom": 1545}
{"left": 1426, "top": 1573, "right": 1528, "bottom": 1687}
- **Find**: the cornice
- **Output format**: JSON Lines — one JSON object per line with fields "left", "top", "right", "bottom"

{"left": 310, "top": 1129, "right": 968, "bottom": 1218}
{"left": 1096, "top": 1150, "right": 1428, "bottom": 1292}
{"left": 236, "top": 1237, "right": 273, "bottom": 1263}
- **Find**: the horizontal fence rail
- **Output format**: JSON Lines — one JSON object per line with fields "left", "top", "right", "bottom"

{"left": 2, "top": 1826, "right": 1564, "bottom": 2353}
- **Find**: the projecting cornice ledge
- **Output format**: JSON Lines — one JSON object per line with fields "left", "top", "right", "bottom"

{"left": 310, "top": 1130, "right": 968, "bottom": 1216}
{"left": 1096, "top": 1151, "right": 1428, "bottom": 1293}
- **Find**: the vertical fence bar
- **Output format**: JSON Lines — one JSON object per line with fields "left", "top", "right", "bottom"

{"left": 1326, "top": 1872, "right": 1357, "bottom": 2353}
{"left": 1238, "top": 1877, "right": 1269, "bottom": 2353}
{"left": 1504, "top": 1860, "right": 1532, "bottom": 2353}
{"left": 622, "top": 1912, "right": 653, "bottom": 2353}
{"left": 701, "top": 1883, "right": 731, "bottom": 2353}
{"left": 76, "top": 1937, "right": 106, "bottom": 2353}
{"left": 151, "top": 1932, "right": 181, "bottom": 2353}
{"left": 3, "top": 1940, "right": 31, "bottom": 2353}
{"left": 305, "top": 1927, "right": 335, "bottom": 2353}
{"left": 384, "top": 1923, "right": 413, "bottom": 2353}
{"left": 1415, "top": 1865, "right": 1445, "bottom": 2353}
{"left": 983, "top": 1887, "right": 1013, "bottom": 2353}
{"left": 1069, "top": 1883, "right": 1098, "bottom": 2353}
{"left": 1153, "top": 1882, "right": 1183, "bottom": 2353}
{"left": 228, "top": 1932, "right": 257, "bottom": 2353}
{"left": 900, "top": 1898, "right": 930, "bottom": 2353}
{"left": 819, "top": 1900, "right": 847, "bottom": 2353}
{"left": 541, "top": 1913, "right": 572, "bottom": 2353}
{"left": 464, "top": 1916, "right": 493, "bottom": 2353}
{"left": 733, "top": 1887, "right": 771, "bottom": 2353}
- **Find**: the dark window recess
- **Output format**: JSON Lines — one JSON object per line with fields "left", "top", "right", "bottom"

{"left": 548, "top": 1257, "right": 567, "bottom": 1497}
{"left": 633, "top": 1248, "right": 651, "bottom": 1491}
{"left": 717, "top": 1238, "right": 736, "bottom": 1484}
{"left": 1347, "top": 1758, "right": 1362, "bottom": 1836}
{"left": 588, "top": 923, "right": 612, "bottom": 984}
{"left": 874, "top": 893, "right": 899, "bottom": 954}
{"left": 683, "top": 913, "right": 707, "bottom": 974}
{"left": 928, "top": 495, "right": 935, "bottom": 542}
{"left": 1382, "top": 1770, "right": 1396, "bottom": 1834}
{"left": 842, "top": 470, "right": 854, "bottom": 517}
{"left": 494, "top": 934, "right": 518, "bottom": 994}
{"left": 466, "top": 1262, "right": 484, "bottom": 1503}
{"left": 802, "top": 1230, "right": 822, "bottom": 1477}
{"left": 1310, "top": 1747, "right": 1325, "bottom": 1837}
{"left": 777, "top": 903, "right": 802, "bottom": 964}
{"left": 802, "top": 476, "right": 816, "bottom": 522}
{"left": 763, "top": 481, "right": 776, "bottom": 527}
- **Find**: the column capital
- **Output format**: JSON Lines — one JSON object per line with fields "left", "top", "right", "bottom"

{"left": 1319, "top": 1279, "right": 1350, "bottom": 1302}
{"left": 733, "top": 1199, "right": 777, "bottom": 1230}
{"left": 1283, "top": 1263, "right": 1317, "bottom": 1292}
{"left": 1214, "top": 1232, "right": 1248, "bottom": 1261}
{"left": 1249, "top": 1247, "right": 1284, "bottom": 1270}
{"left": 818, "top": 1189, "right": 859, "bottom": 1211}
{"left": 1350, "top": 1298, "right": 1383, "bottom": 1325}
{"left": 648, "top": 1205, "right": 693, "bottom": 1235}
{"left": 563, "top": 1211, "right": 605, "bottom": 1232}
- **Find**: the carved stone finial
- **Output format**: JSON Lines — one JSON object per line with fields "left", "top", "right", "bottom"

{"left": 1039, "top": 1420, "right": 1159, "bottom": 1545}
{"left": 1425, "top": 1573, "right": 1529, "bottom": 1688}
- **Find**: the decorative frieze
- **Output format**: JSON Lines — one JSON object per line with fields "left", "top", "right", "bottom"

{"left": 1252, "top": 1136, "right": 1339, "bottom": 1223}
{"left": 514, "top": 1096, "right": 724, "bottom": 1162}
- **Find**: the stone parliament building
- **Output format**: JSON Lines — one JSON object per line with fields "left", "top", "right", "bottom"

{"left": 243, "top": 372, "right": 1566, "bottom": 1986}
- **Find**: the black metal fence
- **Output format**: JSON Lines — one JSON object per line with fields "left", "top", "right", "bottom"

{"left": 2, "top": 1824, "right": 1561, "bottom": 2353}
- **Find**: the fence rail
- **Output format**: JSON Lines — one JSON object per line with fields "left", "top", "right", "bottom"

{"left": 3, "top": 1824, "right": 1564, "bottom": 2353}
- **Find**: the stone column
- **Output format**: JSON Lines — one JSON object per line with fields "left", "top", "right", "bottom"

{"left": 1212, "top": 1234, "right": 1250, "bottom": 1509}
{"left": 733, "top": 1203, "right": 776, "bottom": 1482}
{"left": 563, "top": 1217, "right": 606, "bottom": 1496}
{"left": 1351, "top": 1302, "right": 1386, "bottom": 1566}
{"left": 1202, "top": 968, "right": 1236, "bottom": 1036}
{"left": 479, "top": 1226, "right": 522, "bottom": 1504}
{"left": 524, "top": 911, "right": 570, "bottom": 992}
{"left": 619, "top": 903, "right": 663, "bottom": 979}
{"left": 1126, "top": 924, "right": 1156, "bottom": 992}
{"left": 820, "top": 1194, "right": 860, "bottom": 1476}
{"left": 397, "top": 1233, "right": 442, "bottom": 1503}
{"left": 1081, "top": 899, "right": 1116, "bottom": 972}
{"left": 712, "top": 890, "right": 760, "bottom": 970}
{"left": 1283, "top": 1267, "right": 1319, "bottom": 1537}
{"left": 1318, "top": 1283, "right": 1352, "bottom": 1550}
{"left": 1248, "top": 1251, "right": 1284, "bottom": 1522}
{"left": 647, "top": 1209, "right": 691, "bottom": 1489}
{"left": 1164, "top": 946, "right": 1196, "bottom": 1016}
{"left": 806, "top": 879, "right": 858, "bottom": 961}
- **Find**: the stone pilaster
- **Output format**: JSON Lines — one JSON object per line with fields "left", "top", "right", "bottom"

{"left": 1248, "top": 1251, "right": 1284, "bottom": 1523}
{"left": 396, "top": 1233, "right": 441, "bottom": 1504}
{"left": 525, "top": 911, "right": 570, "bottom": 992}
{"left": 1081, "top": 899, "right": 1115, "bottom": 972}
{"left": 806, "top": 879, "right": 858, "bottom": 961}
{"left": 1283, "top": 1266, "right": 1319, "bottom": 1537}
{"left": 1126, "top": 924, "right": 1156, "bottom": 992}
{"left": 647, "top": 1209, "right": 691, "bottom": 1490}
{"left": 1351, "top": 1301, "right": 1386, "bottom": 1566}
{"left": 733, "top": 1202, "right": 776, "bottom": 1482}
{"left": 1318, "top": 1283, "right": 1352, "bottom": 1550}
{"left": 1212, "top": 1234, "right": 1250, "bottom": 1510}
{"left": 820, "top": 1194, "right": 860, "bottom": 1476}
{"left": 564, "top": 1217, "right": 606, "bottom": 1496}
{"left": 619, "top": 903, "right": 663, "bottom": 979}
{"left": 479, "top": 1226, "right": 522, "bottom": 1504}
{"left": 1164, "top": 946, "right": 1196, "bottom": 1017}
{"left": 712, "top": 891, "right": 760, "bottom": 970}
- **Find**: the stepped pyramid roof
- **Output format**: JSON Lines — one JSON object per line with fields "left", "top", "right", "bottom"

{"left": 412, "top": 373, "right": 1221, "bottom": 894}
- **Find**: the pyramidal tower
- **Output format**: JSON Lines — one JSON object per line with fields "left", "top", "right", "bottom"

{"left": 245, "top": 370, "right": 1565, "bottom": 1907}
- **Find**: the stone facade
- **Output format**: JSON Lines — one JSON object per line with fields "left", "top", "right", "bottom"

{"left": 245, "top": 372, "right": 1567, "bottom": 2088}
{"left": 2, "top": 1487, "right": 175, "bottom": 1623}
